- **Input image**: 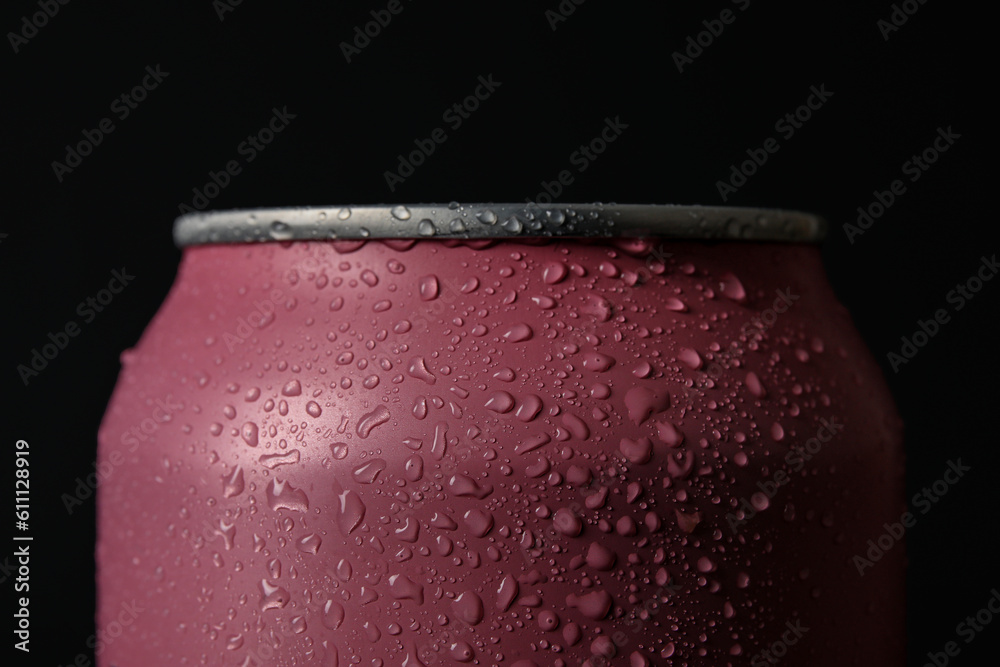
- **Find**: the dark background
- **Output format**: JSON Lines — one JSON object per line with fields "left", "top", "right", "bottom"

{"left": 2, "top": 1, "right": 995, "bottom": 665}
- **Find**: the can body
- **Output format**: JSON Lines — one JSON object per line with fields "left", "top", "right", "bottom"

{"left": 97, "top": 237, "right": 904, "bottom": 665}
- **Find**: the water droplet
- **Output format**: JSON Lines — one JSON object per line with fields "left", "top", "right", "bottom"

{"left": 561, "top": 413, "right": 590, "bottom": 440}
{"left": 266, "top": 479, "right": 309, "bottom": 512}
{"left": 746, "top": 371, "right": 767, "bottom": 397}
{"left": 585, "top": 542, "right": 616, "bottom": 570}
{"left": 388, "top": 573, "right": 424, "bottom": 604}
{"left": 404, "top": 454, "right": 424, "bottom": 481}
{"left": 664, "top": 297, "right": 688, "bottom": 312}
{"left": 620, "top": 436, "right": 653, "bottom": 464}
{"left": 296, "top": 532, "right": 322, "bottom": 554}
{"left": 259, "top": 449, "right": 300, "bottom": 469}
{"left": 771, "top": 422, "right": 785, "bottom": 441}
{"left": 449, "top": 641, "right": 475, "bottom": 662}
{"left": 352, "top": 458, "right": 387, "bottom": 484}
{"left": 431, "top": 512, "right": 458, "bottom": 530}
{"left": 281, "top": 379, "right": 302, "bottom": 396}
{"left": 335, "top": 487, "right": 366, "bottom": 535}
{"left": 485, "top": 390, "right": 515, "bottom": 413}
{"left": 452, "top": 591, "right": 485, "bottom": 625}
{"left": 567, "top": 590, "right": 613, "bottom": 620}
{"left": 676, "top": 509, "right": 702, "bottom": 534}
{"left": 563, "top": 621, "right": 582, "bottom": 646}
{"left": 323, "top": 599, "right": 346, "bottom": 629}
{"left": 215, "top": 520, "right": 236, "bottom": 550}
{"left": 449, "top": 474, "right": 493, "bottom": 499}
{"left": 269, "top": 220, "right": 293, "bottom": 240}
{"left": 678, "top": 347, "right": 703, "bottom": 370}
{"left": 542, "top": 262, "right": 568, "bottom": 284}
{"left": 624, "top": 386, "right": 670, "bottom": 425}
{"left": 538, "top": 610, "right": 560, "bottom": 631}
{"left": 395, "top": 514, "right": 420, "bottom": 542}
{"left": 502, "top": 323, "right": 533, "bottom": 342}
{"left": 391, "top": 205, "right": 412, "bottom": 221}
{"left": 592, "top": 636, "right": 617, "bottom": 660}
{"left": 463, "top": 508, "right": 494, "bottom": 537}
{"left": 417, "top": 275, "right": 439, "bottom": 301}
{"left": 719, "top": 272, "right": 747, "bottom": 303}
{"left": 655, "top": 421, "right": 684, "bottom": 447}
{"left": 412, "top": 396, "right": 428, "bottom": 419}
{"left": 553, "top": 508, "right": 583, "bottom": 536}
{"left": 497, "top": 575, "right": 519, "bottom": 611}
{"left": 515, "top": 394, "right": 543, "bottom": 422}
{"left": 357, "top": 405, "right": 391, "bottom": 438}
{"left": 222, "top": 465, "right": 245, "bottom": 497}
{"left": 582, "top": 352, "right": 615, "bottom": 372}
{"left": 240, "top": 422, "right": 259, "bottom": 447}
{"left": 259, "top": 579, "right": 290, "bottom": 612}
{"left": 407, "top": 357, "right": 437, "bottom": 384}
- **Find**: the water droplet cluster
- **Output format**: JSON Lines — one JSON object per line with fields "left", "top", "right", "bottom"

{"left": 96, "top": 234, "right": 905, "bottom": 665}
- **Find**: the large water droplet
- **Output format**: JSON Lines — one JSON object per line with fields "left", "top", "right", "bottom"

{"left": 335, "top": 487, "right": 366, "bottom": 535}
{"left": 266, "top": 479, "right": 309, "bottom": 513}
{"left": 240, "top": 422, "right": 259, "bottom": 447}
{"left": 222, "top": 465, "right": 245, "bottom": 497}
{"left": 352, "top": 458, "right": 387, "bottom": 483}
{"left": 357, "top": 405, "right": 391, "bottom": 438}
{"left": 452, "top": 591, "right": 485, "bottom": 625}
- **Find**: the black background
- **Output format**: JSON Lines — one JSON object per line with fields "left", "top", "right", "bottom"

{"left": 2, "top": 1, "right": 996, "bottom": 665}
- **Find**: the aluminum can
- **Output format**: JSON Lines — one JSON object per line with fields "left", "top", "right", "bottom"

{"left": 97, "top": 204, "right": 904, "bottom": 666}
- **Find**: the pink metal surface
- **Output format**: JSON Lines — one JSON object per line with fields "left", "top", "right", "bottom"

{"left": 97, "top": 238, "right": 904, "bottom": 665}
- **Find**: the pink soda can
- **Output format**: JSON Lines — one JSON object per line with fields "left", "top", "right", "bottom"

{"left": 97, "top": 204, "right": 904, "bottom": 666}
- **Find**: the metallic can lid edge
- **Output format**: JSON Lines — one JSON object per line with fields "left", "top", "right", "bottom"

{"left": 173, "top": 203, "right": 826, "bottom": 247}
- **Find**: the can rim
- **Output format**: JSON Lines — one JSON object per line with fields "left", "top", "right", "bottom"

{"left": 173, "top": 203, "right": 826, "bottom": 246}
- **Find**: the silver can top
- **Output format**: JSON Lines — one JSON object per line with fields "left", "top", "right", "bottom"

{"left": 173, "top": 203, "right": 825, "bottom": 246}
